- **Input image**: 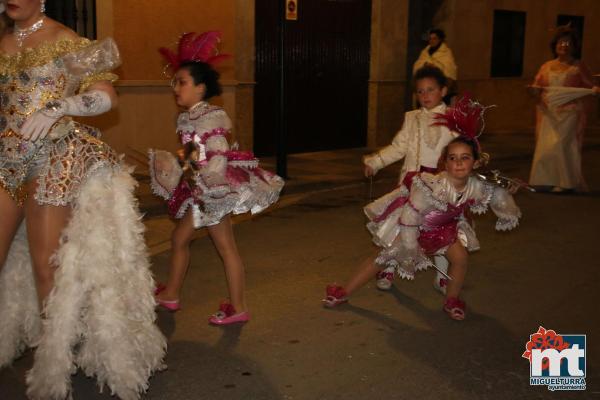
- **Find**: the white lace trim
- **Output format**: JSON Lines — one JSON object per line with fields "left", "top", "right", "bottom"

{"left": 147, "top": 149, "right": 172, "bottom": 200}
{"left": 496, "top": 216, "right": 520, "bottom": 231}
{"left": 175, "top": 197, "right": 195, "bottom": 219}
{"left": 411, "top": 175, "right": 448, "bottom": 211}
{"left": 470, "top": 182, "right": 494, "bottom": 215}
{"left": 229, "top": 159, "right": 259, "bottom": 169}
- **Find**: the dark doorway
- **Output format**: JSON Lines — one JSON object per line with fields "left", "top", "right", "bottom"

{"left": 45, "top": 0, "right": 96, "bottom": 39}
{"left": 490, "top": 10, "right": 526, "bottom": 77}
{"left": 404, "top": 0, "right": 445, "bottom": 112}
{"left": 254, "top": 0, "right": 372, "bottom": 156}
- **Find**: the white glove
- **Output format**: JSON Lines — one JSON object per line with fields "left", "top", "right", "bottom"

{"left": 20, "top": 90, "right": 112, "bottom": 142}
{"left": 19, "top": 112, "right": 60, "bottom": 142}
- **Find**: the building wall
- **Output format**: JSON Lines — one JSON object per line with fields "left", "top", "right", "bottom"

{"left": 95, "top": 1, "right": 599, "bottom": 157}
{"left": 367, "top": 0, "right": 410, "bottom": 147}
{"left": 370, "top": 0, "right": 600, "bottom": 148}
{"left": 94, "top": 0, "right": 254, "bottom": 165}
{"left": 441, "top": 0, "right": 600, "bottom": 132}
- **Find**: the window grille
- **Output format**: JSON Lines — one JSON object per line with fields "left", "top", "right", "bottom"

{"left": 45, "top": 0, "right": 96, "bottom": 39}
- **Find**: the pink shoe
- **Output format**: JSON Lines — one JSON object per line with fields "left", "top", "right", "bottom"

{"left": 208, "top": 302, "right": 250, "bottom": 325}
{"left": 322, "top": 284, "right": 348, "bottom": 308}
{"left": 156, "top": 297, "right": 181, "bottom": 312}
{"left": 443, "top": 297, "right": 466, "bottom": 321}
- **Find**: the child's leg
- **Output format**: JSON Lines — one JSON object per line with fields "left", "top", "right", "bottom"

{"left": 206, "top": 215, "right": 246, "bottom": 312}
{"left": 158, "top": 209, "right": 196, "bottom": 301}
{"left": 444, "top": 241, "right": 468, "bottom": 299}
{"left": 432, "top": 255, "right": 449, "bottom": 294}
{"left": 344, "top": 253, "right": 381, "bottom": 296}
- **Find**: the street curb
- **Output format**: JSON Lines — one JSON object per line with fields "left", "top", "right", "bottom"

{"left": 145, "top": 180, "right": 369, "bottom": 256}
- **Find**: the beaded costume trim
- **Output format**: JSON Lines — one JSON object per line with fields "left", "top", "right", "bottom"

{"left": 79, "top": 72, "right": 119, "bottom": 92}
{"left": 0, "top": 38, "right": 91, "bottom": 74}
{"left": 411, "top": 175, "right": 448, "bottom": 211}
{"left": 0, "top": 178, "right": 27, "bottom": 205}
{"left": 469, "top": 182, "right": 494, "bottom": 215}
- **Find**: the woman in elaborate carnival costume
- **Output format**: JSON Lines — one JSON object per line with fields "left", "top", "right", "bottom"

{"left": 529, "top": 25, "right": 600, "bottom": 193}
{"left": 324, "top": 96, "right": 522, "bottom": 320}
{"left": 150, "top": 31, "right": 284, "bottom": 324}
{"left": 0, "top": 1, "right": 165, "bottom": 399}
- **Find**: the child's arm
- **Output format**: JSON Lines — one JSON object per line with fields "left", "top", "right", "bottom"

{"left": 363, "top": 118, "right": 410, "bottom": 175}
{"left": 489, "top": 186, "right": 522, "bottom": 231}
{"left": 196, "top": 111, "right": 232, "bottom": 189}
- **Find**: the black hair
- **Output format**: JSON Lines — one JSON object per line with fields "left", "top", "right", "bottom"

{"left": 178, "top": 61, "right": 222, "bottom": 100}
{"left": 414, "top": 65, "right": 447, "bottom": 89}
{"left": 429, "top": 28, "right": 446, "bottom": 41}
{"left": 550, "top": 27, "right": 581, "bottom": 59}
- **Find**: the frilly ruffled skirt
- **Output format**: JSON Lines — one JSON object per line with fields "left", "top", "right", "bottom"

{"left": 364, "top": 185, "right": 479, "bottom": 280}
{"left": 150, "top": 151, "right": 284, "bottom": 228}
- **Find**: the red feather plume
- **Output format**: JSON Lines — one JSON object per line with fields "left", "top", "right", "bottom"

{"left": 432, "top": 93, "right": 488, "bottom": 141}
{"left": 159, "top": 31, "right": 231, "bottom": 74}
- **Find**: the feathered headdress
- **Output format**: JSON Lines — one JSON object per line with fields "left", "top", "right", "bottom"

{"left": 159, "top": 31, "right": 230, "bottom": 74}
{"left": 432, "top": 93, "right": 493, "bottom": 148}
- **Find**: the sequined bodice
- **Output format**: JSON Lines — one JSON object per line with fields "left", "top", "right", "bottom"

{"left": 422, "top": 203, "right": 466, "bottom": 230}
{"left": 176, "top": 102, "right": 232, "bottom": 163}
{"left": 0, "top": 39, "right": 91, "bottom": 135}
{"left": 0, "top": 38, "right": 120, "bottom": 204}
{"left": 0, "top": 39, "right": 93, "bottom": 167}
{"left": 0, "top": 56, "right": 75, "bottom": 134}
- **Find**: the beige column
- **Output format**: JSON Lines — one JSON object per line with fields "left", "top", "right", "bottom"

{"left": 233, "top": 0, "right": 256, "bottom": 151}
{"left": 95, "top": 0, "right": 114, "bottom": 39}
{"left": 368, "top": 0, "right": 410, "bottom": 148}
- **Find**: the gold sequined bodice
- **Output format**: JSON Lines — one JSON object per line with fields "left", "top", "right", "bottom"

{"left": 0, "top": 39, "right": 90, "bottom": 136}
{"left": 0, "top": 38, "right": 120, "bottom": 204}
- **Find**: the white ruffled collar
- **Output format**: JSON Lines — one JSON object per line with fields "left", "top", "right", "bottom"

{"left": 421, "top": 171, "right": 480, "bottom": 206}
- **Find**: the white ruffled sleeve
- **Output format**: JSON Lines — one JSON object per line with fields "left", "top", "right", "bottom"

{"left": 489, "top": 187, "right": 521, "bottom": 231}
{"left": 61, "top": 38, "right": 121, "bottom": 92}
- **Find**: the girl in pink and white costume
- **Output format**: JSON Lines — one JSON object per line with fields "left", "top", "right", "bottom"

{"left": 363, "top": 66, "right": 457, "bottom": 293}
{"left": 150, "top": 32, "right": 284, "bottom": 325}
{"left": 325, "top": 98, "right": 521, "bottom": 320}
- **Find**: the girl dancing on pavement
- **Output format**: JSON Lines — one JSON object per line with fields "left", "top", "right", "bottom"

{"left": 150, "top": 32, "right": 284, "bottom": 325}
{"left": 324, "top": 96, "right": 522, "bottom": 320}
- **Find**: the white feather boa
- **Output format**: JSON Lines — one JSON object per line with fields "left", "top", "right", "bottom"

{"left": 0, "top": 164, "right": 166, "bottom": 400}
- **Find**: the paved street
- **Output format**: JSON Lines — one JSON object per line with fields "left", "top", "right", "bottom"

{"left": 1, "top": 133, "right": 599, "bottom": 399}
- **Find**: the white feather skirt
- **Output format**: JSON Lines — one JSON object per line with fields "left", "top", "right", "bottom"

{"left": 0, "top": 164, "right": 166, "bottom": 400}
